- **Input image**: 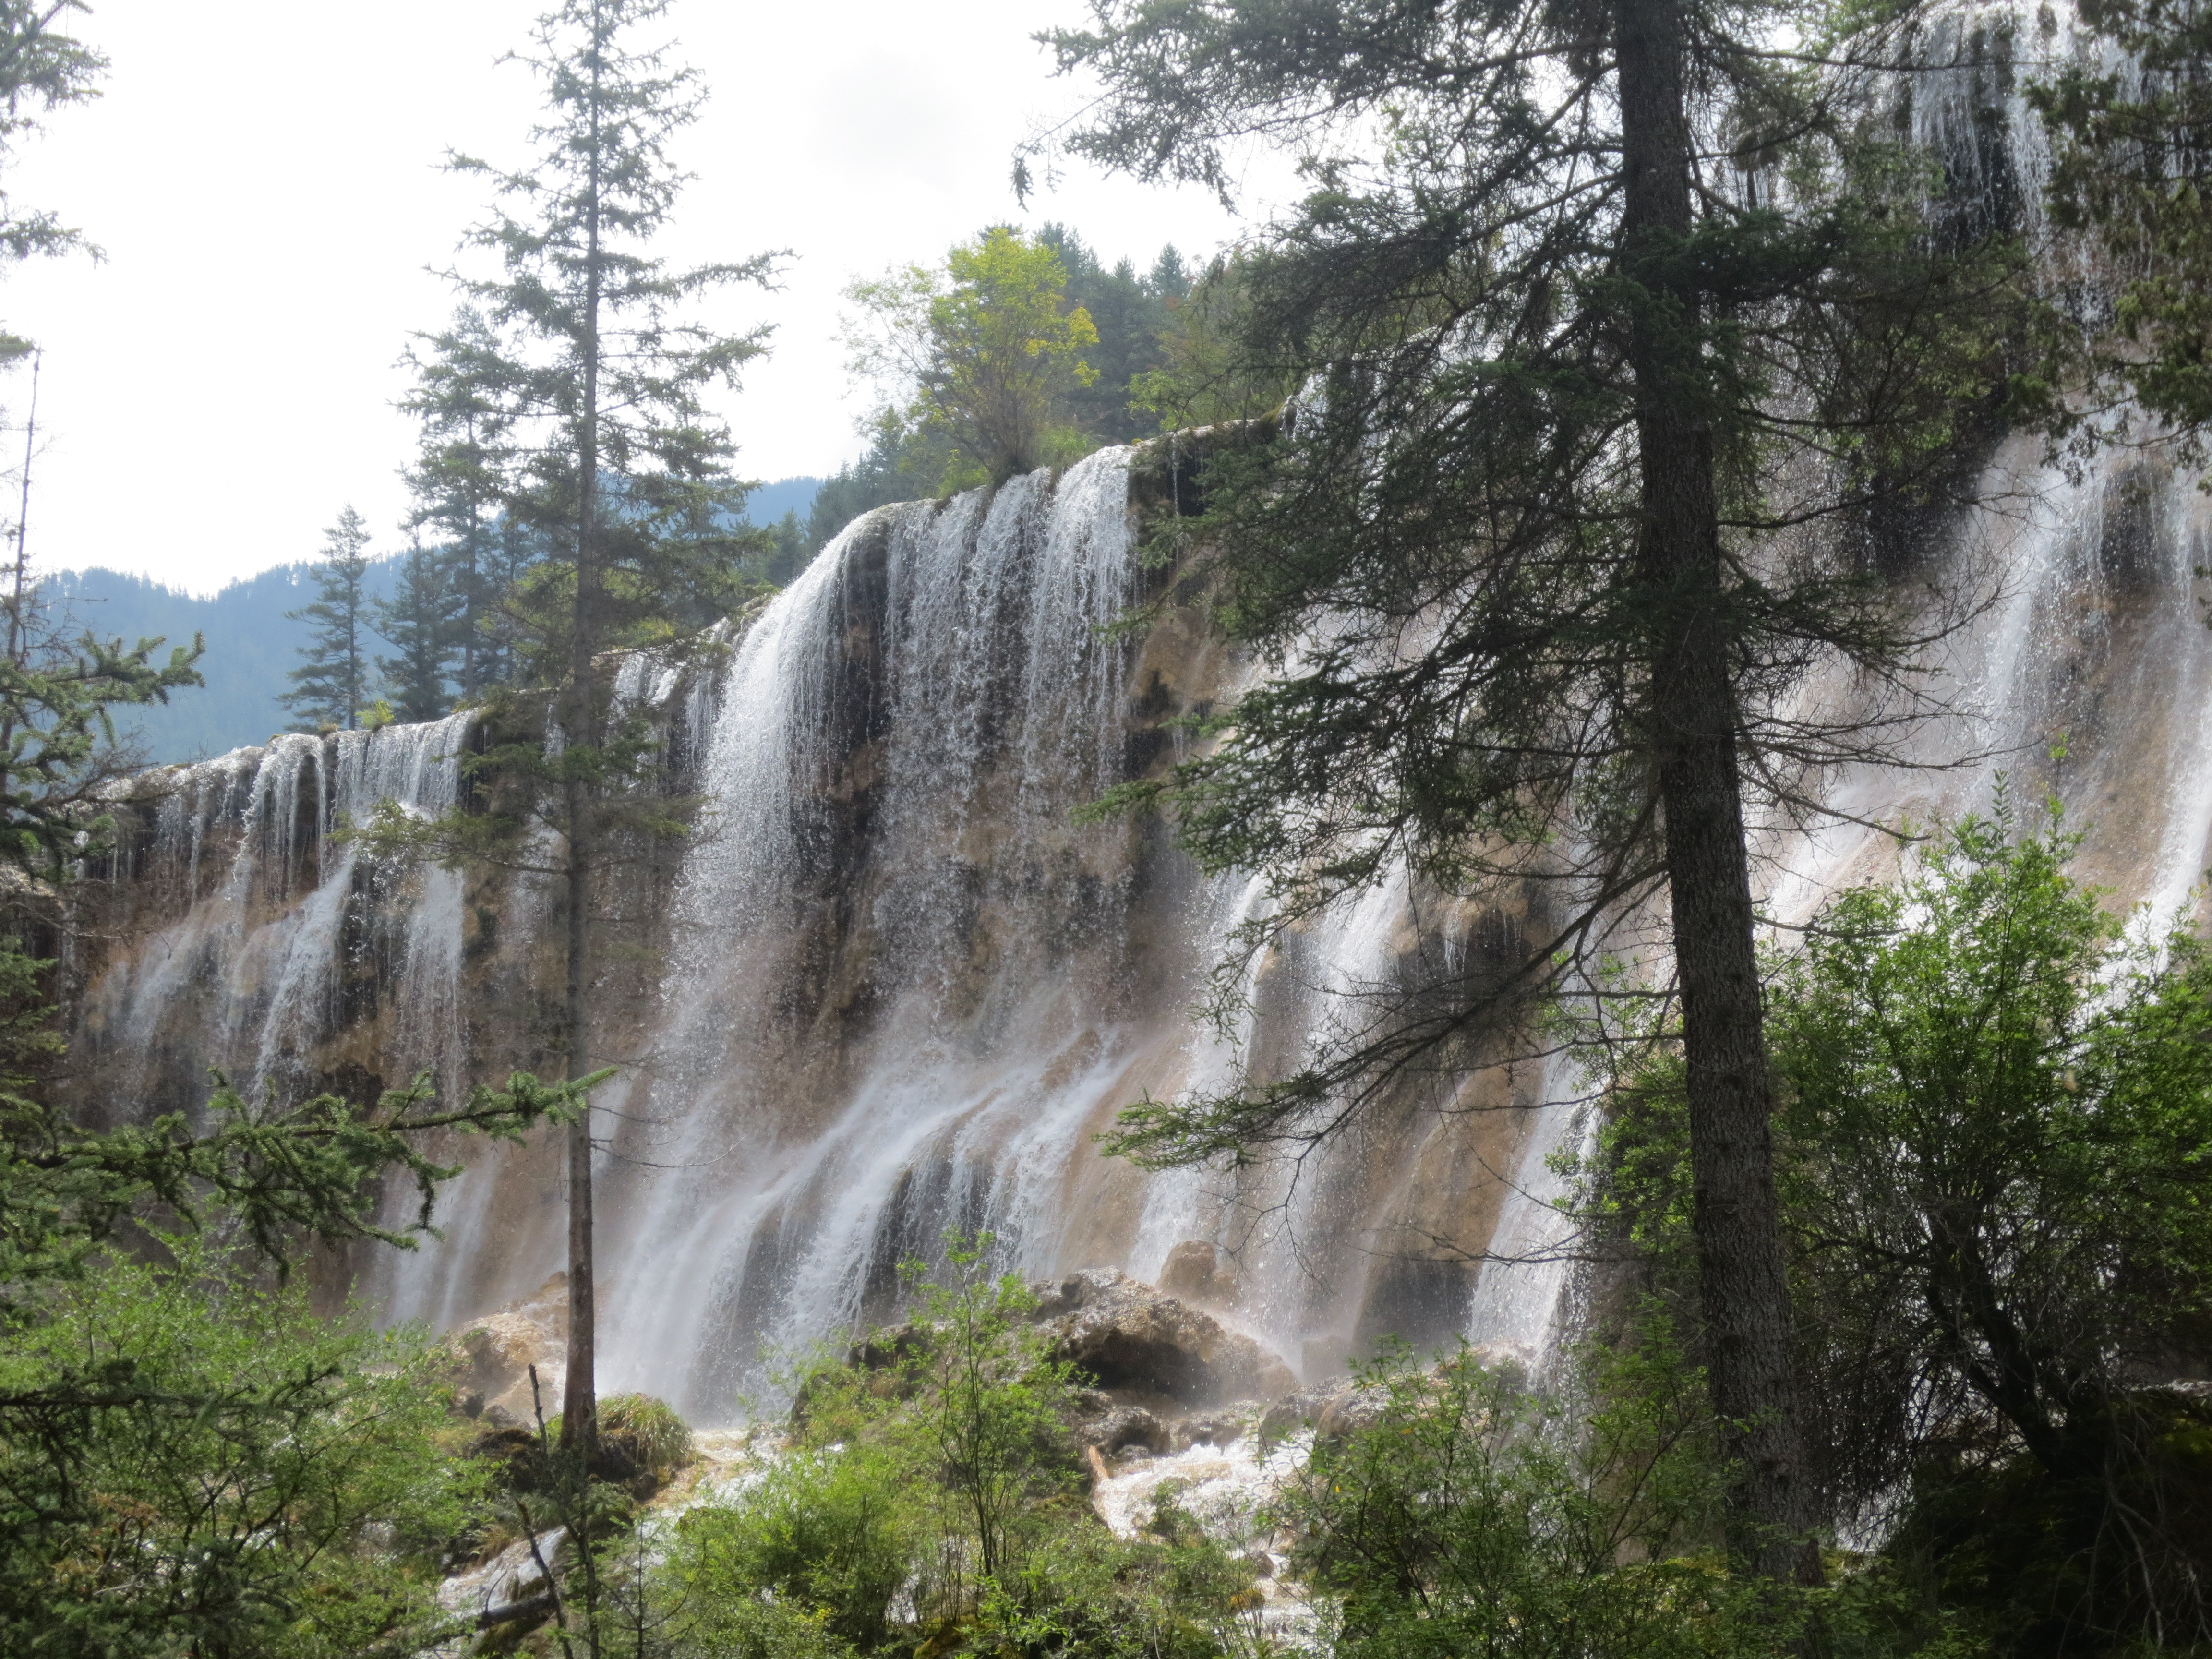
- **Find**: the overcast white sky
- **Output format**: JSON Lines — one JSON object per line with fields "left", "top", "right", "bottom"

{"left": 0, "top": 0, "right": 1283, "bottom": 594}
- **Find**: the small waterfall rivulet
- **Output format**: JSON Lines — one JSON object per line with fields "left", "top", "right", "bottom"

{"left": 74, "top": 712, "right": 476, "bottom": 1119}
{"left": 60, "top": 28, "right": 2212, "bottom": 1409}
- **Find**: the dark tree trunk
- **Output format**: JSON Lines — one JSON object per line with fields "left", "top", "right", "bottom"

{"left": 558, "top": 27, "right": 610, "bottom": 1469}
{"left": 560, "top": 811, "right": 595, "bottom": 1459}
{"left": 1614, "top": 0, "right": 1822, "bottom": 1583}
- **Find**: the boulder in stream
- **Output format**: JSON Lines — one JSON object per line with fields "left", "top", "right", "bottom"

{"left": 1031, "top": 1268, "right": 1297, "bottom": 1406}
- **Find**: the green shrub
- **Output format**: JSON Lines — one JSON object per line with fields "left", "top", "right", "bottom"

{"left": 661, "top": 1584, "right": 858, "bottom": 1659}
{"left": 656, "top": 1236, "right": 1254, "bottom": 1659}
{"left": 1575, "top": 805, "right": 2212, "bottom": 1652}
{"left": 0, "top": 1240, "right": 485, "bottom": 1659}
{"left": 970, "top": 1513, "right": 1263, "bottom": 1659}
{"left": 665, "top": 1441, "right": 920, "bottom": 1650}
{"left": 1278, "top": 1344, "right": 1737, "bottom": 1659}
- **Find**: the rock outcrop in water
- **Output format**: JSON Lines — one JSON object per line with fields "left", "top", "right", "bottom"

{"left": 1032, "top": 1268, "right": 1299, "bottom": 1406}
{"left": 55, "top": 421, "right": 2212, "bottom": 1420}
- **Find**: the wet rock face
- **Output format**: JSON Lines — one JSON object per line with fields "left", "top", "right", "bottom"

{"left": 1032, "top": 1268, "right": 1298, "bottom": 1407}
{"left": 1069, "top": 1396, "right": 1172, "bottom": 1456}
{"left": 439, "top": 1273, "right": 570, "bottom": 1426}
{"left": 1158, "top": 1239, "right": 1240, "bottom": 1307}
{"left": 1257, "top": 1377, "right": 1382, "bottom": 1443}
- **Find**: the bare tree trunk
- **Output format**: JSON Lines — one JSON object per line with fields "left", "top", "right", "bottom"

{"left": 558, "top": 4, "right": 610, "bottom": 1469}
{"left": 0, "top": 349, "right": 40, "bottom": 809}
{"left": 560, "top": 807, "right": 596, "bottom": 1459}
{"left": 1615, "top": 0, "right": 1821, "bottom": 1584}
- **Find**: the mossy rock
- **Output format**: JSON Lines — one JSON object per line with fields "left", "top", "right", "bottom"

{"left": 591, "top": 1393, "right": 695, "bottom": 1495}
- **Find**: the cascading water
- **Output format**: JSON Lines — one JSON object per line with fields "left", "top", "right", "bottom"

{"left": 355, "top": 446, "right": 1558, "bottom": 1413}
{"left": 68, "top": 380, "right": 2212, "bottom": 1421}
{"left": 72, "top": 712, "right": 478, "bottom": 1118}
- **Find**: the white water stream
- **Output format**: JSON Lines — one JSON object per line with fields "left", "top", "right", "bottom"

{"left": 70, "top": 410, "right": 2212, "bottom": 1420}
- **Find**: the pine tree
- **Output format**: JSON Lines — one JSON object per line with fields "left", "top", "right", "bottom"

{"left": 405, "top": 306, "right": 514, "bottom": 699}
{"left": 1043, "top": 0, "right": 2045, "bottom": 1578}
{"left": 365, "top": 0, "right": 777, "bottom": 1474}
{"left": 475, "top": 513, "right": 544, "bottom": 689}
{"left": 763, "top": 508, "right": 806, "bottom": 585}
{"left": 372, "top": 536, "right": 462, "bottom": 723}
{"left": 1037, "top": 224, "right": 1184, "bottom": 443}
{"left": 0, "top": 2, "right": 102, "bottom": 360}
{"left": 280, "top": 507, "right": 374, "bottom": 733}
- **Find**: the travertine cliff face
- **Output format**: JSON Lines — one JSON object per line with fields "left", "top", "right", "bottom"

{"left": 61, "top": 432, "right": 2212, "bottom": 1421}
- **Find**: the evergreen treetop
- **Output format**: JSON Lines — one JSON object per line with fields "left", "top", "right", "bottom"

{"left": 404, "top": 305, "right": 516, "bottom": 699}
{"left": 279, "top": 505, "right": 373, "bottom": 734}
{"left": 373, "top": 535, "right": 463, "bottom": 724}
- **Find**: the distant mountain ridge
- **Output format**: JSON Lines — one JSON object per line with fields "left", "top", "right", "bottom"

{"left": 47, "top": 477, "right": 821, "bottom": 764}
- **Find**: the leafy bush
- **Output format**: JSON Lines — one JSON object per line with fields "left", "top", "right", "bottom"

{"left": 660, "top": 1588, "right": 858, "bottom": 1659}
{"left": 0, "top": 1240, "right": 482, "bottom": 1659}
{"left": 1276, "top": 1343, "right": 1738, "bottom": 1659}
{"left": 1581, "top": 804, "right": 2212, "bottom": 1652}
{"left": 656, "top": 1236, "right": 1256, "bottom": 1659}
{"left": 972, "top": 1514, "right": 1263, "bottom": 1659}
{"left": 665, "top": 1442, "right": 919, "bottom": 1650}
{"left": 1769, "top": 808, "right": 2212, "bottom": 1650}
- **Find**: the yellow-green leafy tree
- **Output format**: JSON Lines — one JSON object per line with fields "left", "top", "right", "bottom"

{"left": 847, "top": 226, "right": 1099, "bottom": 489}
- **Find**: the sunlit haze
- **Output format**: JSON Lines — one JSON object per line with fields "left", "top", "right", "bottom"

{"left": 0, "top": 0, "right": 1282, "bottom": 593}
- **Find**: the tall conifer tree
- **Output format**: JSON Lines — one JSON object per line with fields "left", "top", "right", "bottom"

{"left": 405, "top": 306, "right": 514, "bottom": 699}
{"left": 372, "top": 536, "right": 462, "bottom": 723}
{"left": 280, "top": 507, "right": 374, "bottom": 733}
{"left": 1042, "top": 0, "right": 2046, "bottom": 1576}
{"left": 370, "top": 0, "right": 777, "bottom": 1465}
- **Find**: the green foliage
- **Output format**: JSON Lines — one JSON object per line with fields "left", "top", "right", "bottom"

{"left": 280, "top": 505, "right": 375, "bottom": 733}
{"left": 0, "top": 1241, "right": 481, "bottom": 1659}
{"left": 0, "top": 628, "right": 200, "bottom": 874}
{"left": 0, "top": 1067, "right": 588, "bottom": 1315}
{"left": 2030, "top": 0, "right": 2212, "bottom": 439}
{"left": 0, "top": 0, "right": 103, "bottom": 356}
{"left": 1584, "top": 804, "right": 2212, "bottom": 1648}
{"left": 1280, "top": 1345, "right": 1735, "bottom": 1659}
{"left": 373, "top": 536, "right": 464, "bottom": 722}
{"left": 809, "top": 224, "right": 1188, "bottom": 550}
{"left": 1280, "top": 1341, "right": 1989, "bottom": 1659}
{"left": 1127, "top": 254, "right": 1292, "bottom": 434}
{"left": 383, "top": 0, "right": 780, "bottom": 908}
{"left": 966, "top": 1517, "right": 1264, "bottom": 1659}
{"left": 437, "top": 0, "right": 777, "bottom": 681}
{"left": 1771, "top": 805, "right": 2212, "bottom": 1646}
{"left": 762, "top": 508, "right": 808, "bottom": 585}
{"left": 1038, "top": 223, "right": 1189, "bottom": 445}
{"left": 664, "top": 1442, "right": 917, "bottom": 1649}
{"left": 658, "top": 1583, "right": 857, "bottom": 1659}
{"left": 845, "top": 225, "right": 1102, "bottom": 488}
{"left": 596, "top": 1391, "right": 696, "bottom": 1485}
{"left": 892, "top": 1238, "right": 1084, "bottom": 1584}
{"left": 1049, "top": 0, "right": 2050, "bottom": 1177}
{"left": 658, "top": 1237, "right": 1257, "bottom": 1659}
{"left": 805, "top": 407, "right": 959, "bottom": 549}
{"left": 403, "top": 304, "right": 527, "bottom": 701}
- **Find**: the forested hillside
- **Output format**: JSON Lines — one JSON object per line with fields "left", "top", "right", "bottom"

{"left": 46, "top": 476, "right": 818, "bottom": 761}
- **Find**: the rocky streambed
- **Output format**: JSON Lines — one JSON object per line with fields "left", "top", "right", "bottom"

{"left": 430, "top": 1264, "right": 1379, "bottom": 1647}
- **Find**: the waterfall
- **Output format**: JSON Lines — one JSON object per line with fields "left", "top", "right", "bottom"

{"left": 72, "top": 406, "right": 2212, "bottom": 1421}
{"left": 74, "top": 713, "right": 477, "bottom": 1117}
{"left": 1764, "top": 443, "right": 2212, "bottom": 935}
